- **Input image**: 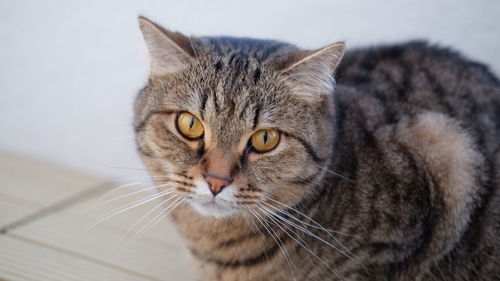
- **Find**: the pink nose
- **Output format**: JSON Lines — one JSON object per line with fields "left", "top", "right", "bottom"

{"left": 205, "top": 174, "right": 231, "bottom": 196}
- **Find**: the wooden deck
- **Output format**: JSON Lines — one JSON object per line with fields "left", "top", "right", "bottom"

{"left": 0, "top": 151, "right": 194, "bottom": 281}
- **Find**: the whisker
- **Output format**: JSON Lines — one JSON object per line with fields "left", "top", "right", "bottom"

{"left": 239, "top": 206, "right": 264, "bottom": 238}
{"left": 96, "top": 164, "right": 151, "bottom": 171}
{"left": 321, "top": 166, "right": 355, "bottom": 185}
{"left": 83, "top": 183, "right": 175, "bottom": 212}
{"left": 86, "top": 189, "right": 173, "bottom": 229}
{"left": 247, "top": 208, "right": 297, "bottom": 281}
{"left": 262, "top": 200, "right": 359, "bottom": 265}
{"left": 264, "top": 197, "right": 357, "bottom": 259}
{"left": 257, "top": 206, "right": 343, "bottom": 280}
{"left": 111, "top": 195, "right": 180, "bottom": 256}
{"left": 95, "top": 173, "right": 185, "bottom": 203}
{"left": 94, "top": 174, "right": 173, "bottom": 185}
{"left": 95, "top": 181, "right": 146, "bottom": 203}
{"left": 264, "top": 197, "right": 353, "bottom": 237}
{"left": 260, "top": 204, "right": 354, "bottom": 261}
{"left": 258, "top": 206, "right": 309, "bottom": 248}
{"left": 121, "top": 197, "right": 186, "bottom": 250}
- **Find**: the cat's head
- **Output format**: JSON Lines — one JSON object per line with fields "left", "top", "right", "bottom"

{"left": 134, "top": 17, "right": 344, "bottom": 218}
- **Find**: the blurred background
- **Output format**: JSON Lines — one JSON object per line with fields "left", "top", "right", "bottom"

{"left": 0, "top": 0, "right": 499, "bottom": 280}
{"left": 1, "top": 0, "right": 500, "bottom": 179}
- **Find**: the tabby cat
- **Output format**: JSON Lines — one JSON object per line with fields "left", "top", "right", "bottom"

{"left": 134, "top": 16, "right": 500, "bottom": 281}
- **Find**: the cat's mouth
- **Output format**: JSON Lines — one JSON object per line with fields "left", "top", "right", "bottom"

{"left": 188, "top": 197, "right": 238, "bottom": 218}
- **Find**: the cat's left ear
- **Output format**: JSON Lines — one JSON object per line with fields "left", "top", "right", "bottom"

{"left": 138, "top": 16, "right": 196, "bottom": 76}
{"left": 280, "top": 42, "right": 345, "bottom": 96}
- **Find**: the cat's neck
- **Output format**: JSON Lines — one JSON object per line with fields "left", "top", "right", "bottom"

{"left": 170, "top": 203, "right": 268, "bottom": 259}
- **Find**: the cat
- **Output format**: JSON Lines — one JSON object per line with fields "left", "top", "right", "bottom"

{"left": 133, "top": 16, "right": 500, "bottom": 281}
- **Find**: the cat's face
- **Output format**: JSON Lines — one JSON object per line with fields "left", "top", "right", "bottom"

{"left": 134, "top": 17, "right": 344, "bottom": 218}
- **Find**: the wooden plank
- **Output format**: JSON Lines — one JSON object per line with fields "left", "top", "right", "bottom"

{"left": 74, "top": 184, "right": 185, "bottom": 247}
{"left": 0, "top": 196, "right": 36, "bottom": 228}
{"left": 10, "top": 204, "right": 194, "bottom": 281}
{"left": 0, "top": 150, "right": 180, "bottom": 244}
{"left": 0, "top": 150, "right": 101, "bottom": 207}
{"left": 0, "top": 235, "right": 160, "bottom": 281}
{"left": 0, "top": 151, "right": 195, "bottom": 281}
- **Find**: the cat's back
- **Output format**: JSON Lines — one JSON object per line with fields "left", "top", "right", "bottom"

{"left": 337, "top": 41, "right": 500, "bottom": 153}
{"left": 336, "top": 42, "right": 500, "bottom": 280}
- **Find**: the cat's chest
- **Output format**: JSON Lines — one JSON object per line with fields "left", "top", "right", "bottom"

{"left": 170, "top": 204, "right": 267, "bottom": 257}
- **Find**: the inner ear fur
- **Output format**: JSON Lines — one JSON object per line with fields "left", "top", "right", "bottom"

{"left": 138, "top": 16, "right": 196, "bottom": 75}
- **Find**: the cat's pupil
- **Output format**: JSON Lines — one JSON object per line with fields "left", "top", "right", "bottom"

{"left": 263, "top": 131, "right": 268, "bottom": 144}
{"left": 189, "top": 118, "right": 195, "bottom": 129}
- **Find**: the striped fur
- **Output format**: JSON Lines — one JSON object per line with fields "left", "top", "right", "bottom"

{"left": 134, "top": 18, "right": 500, "bottom": 281}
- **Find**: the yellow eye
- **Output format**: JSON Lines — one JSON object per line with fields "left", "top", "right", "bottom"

{"left": 251, "top": 129, "right": 280, "bottom": 152}
{"left": 177, "top": 112, "right": 204, "bottom": 139}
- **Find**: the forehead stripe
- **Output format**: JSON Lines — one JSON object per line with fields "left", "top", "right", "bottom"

{"left": 252, "top": 106, "right": 260, "bottom": 130}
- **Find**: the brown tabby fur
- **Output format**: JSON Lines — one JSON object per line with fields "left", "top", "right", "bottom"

{"left": 134, "top": 17, "right": 500, "bottom": 281}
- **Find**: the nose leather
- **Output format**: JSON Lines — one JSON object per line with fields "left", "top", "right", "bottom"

{"left": 204, "top": 149, "right": 236, "bottom": 196}
{"left": 206, "top": 174, "right": 231, "bottom": 195}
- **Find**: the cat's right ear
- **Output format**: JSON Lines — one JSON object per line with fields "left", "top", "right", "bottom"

{"left": 279, "top": 42, "right": 345, "bottom": 98}
{"left": 138, "top": 16, "right": 196, "bottom": 75}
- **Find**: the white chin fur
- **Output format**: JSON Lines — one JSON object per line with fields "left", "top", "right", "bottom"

{"left": 189, "top": 200, "right": 238, "bottom": 218}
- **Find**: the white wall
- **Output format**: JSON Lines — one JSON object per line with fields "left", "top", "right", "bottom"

{"left": 1, "top": 0, "right": 499, "bottom": 179}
